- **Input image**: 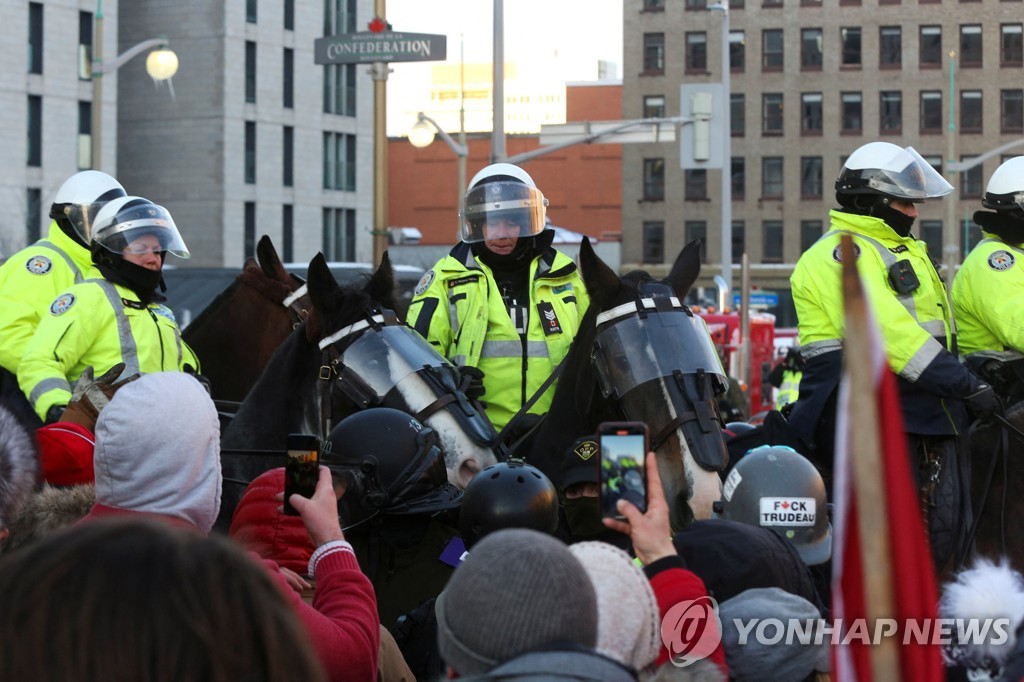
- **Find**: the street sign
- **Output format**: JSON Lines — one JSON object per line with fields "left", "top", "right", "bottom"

{"left": 314, "top": 31, "right": 447, "bottom": 65}
{"left": 733, "top": 292, "right": 779, "bottom": 308}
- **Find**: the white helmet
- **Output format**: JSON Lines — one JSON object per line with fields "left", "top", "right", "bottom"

{"left": 50, "top": 170, "right": 127, "bottom": 243}
{"left": 981, "top": 156, "right": 1024, "bottom": 212}
{"left": 836, "top": 142, "right": 953, "bottom": 203}
{"left": 459, "top": 163, "right": 549, "bottom": 244}
{"left": 91, "top": 196, "right": 190, "bottom": 259}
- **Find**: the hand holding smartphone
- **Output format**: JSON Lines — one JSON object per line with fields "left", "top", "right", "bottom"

{"left": 284, "top": 433, "right": 320, "bottom": 516}
{"left": 599, "top": 421, "right": 649, "bottom": 519}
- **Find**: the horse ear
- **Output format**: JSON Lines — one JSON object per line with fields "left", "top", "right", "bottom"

{"left": 306, "top": 253, "right": 339, "bottom": 312}
{"left": 366, "top": 251, "right": 398, "bottom": 308}
{"left": 665, "top": 239, "right": 702, "bottom": 299}
{"left": 578, "top": 237, "right": 620, "bottom": 302}
{"left": 256, "top": 235, "right": 291, "bottom": 284}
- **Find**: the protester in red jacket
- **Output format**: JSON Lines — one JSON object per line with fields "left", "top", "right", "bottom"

{"left": 229, "top": 467, "right": 313, "bottom": 575}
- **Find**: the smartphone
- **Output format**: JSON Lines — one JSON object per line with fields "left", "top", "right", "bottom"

{"left": 598, "top": 421, "right": 649, "bottom": 519}
{"left": 284, "top": 434, "right": 320, "bottom": 516}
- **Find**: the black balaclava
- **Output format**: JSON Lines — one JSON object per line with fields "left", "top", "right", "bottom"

{"left": 92, "top": 244, "right": 166, "bottom": 304}
{"left": 974, "top": 208, "right": 1024, "bottom": 245}
{"left": 837, "top": 191, "right": 915, "bottom": 237}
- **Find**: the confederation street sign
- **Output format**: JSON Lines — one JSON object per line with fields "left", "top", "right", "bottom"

{"left": 314, "top": 31, "right": 447, "bottom": 65}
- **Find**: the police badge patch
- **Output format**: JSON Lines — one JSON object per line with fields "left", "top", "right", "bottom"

{"left": 50, "top": 293, "right": 76, "bottom": 315}
{"left": 573, "top": 439, "right": 598, "bottom": 461}
{"left": 413, "top": 269, "right": 435, "bottom": 296}
{"left": 987, "top": 250, "right": 1015, "bottom": 271}
{"left": 26, "top": 255, "right": 52, "bottom": 274}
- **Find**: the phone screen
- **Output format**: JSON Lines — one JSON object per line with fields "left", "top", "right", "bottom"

{"left": 599, "top": 423, "right": 648, "bottom": 518}
{"left": 284, "top": 434, "right": 320, "bottom": 516}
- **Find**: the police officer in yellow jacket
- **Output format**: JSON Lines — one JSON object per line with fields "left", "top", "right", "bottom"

{"left": 788, "top": 142, "right": 1001, "bottom": 570}
{"left": 407, "top": 163, "right": 589, "bottom": 435}
{"left": 19, "top": 196, "right": 200, "bottom": 423}
{"left": 952, "top": 156, "right": 1024, "bottom": 356}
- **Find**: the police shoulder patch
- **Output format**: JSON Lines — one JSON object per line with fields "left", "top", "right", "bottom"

{"left": 50, "top": 293, "right": 76, "bottom": 315}
{"left": 25, "top": 255, "right": 53, "bottom": 275}
{"left": 987, "top": 250, "right": 1015, "bottom": 271}
{"left": 413, "top": 269, "right": 435, "bottom": 297}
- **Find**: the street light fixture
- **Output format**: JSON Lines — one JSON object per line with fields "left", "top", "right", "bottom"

{"left": 708, "top": 3, "right": 733, "bottom": 298}
{"left": 91, "top": 0, "right": 178, "bottom": 171}
{"left": 408, "top": 112, "right": 469, "bottom": 239}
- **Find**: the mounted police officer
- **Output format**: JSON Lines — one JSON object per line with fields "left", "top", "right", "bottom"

{"left": 407, "top": 163, "right": 589, "bottom": 438}
{"left": 18, "top": 196, "right": 199, "bottom": 423}
{"left": 0, "top": 171, "right": 127, "bottom": 425}
{"left": 787, "top": 141, "right": 1001, "bottom": 571}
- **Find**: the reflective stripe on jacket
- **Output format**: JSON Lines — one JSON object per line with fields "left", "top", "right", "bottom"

{"left": 0, "top": 225, "right": 92, "bottom": 372}
{"left": 774, "top": 370, "right": 802, "bottom": 410}
{"left": 406, "top": 242, "right": 589, "bottom": 431}
{"left": 951, "top": 235, "right": 1024, "bottom": 356}
{"left": 18, "top": 274, "right": 199, "bottom": 419}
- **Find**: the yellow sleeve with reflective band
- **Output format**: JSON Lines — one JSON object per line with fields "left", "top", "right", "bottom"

{"left": 952, "top": 239, "right": 1024, "bottom": 355}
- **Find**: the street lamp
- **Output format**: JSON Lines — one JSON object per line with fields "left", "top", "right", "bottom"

{"left": 708, "top": 3, "right": 733, "bottom": 297}
{"left": 409, "top": 112, "right": 469, "bottom": 239}
{"left": 943, "top": 50, "right": 959, "bottom": 280}
{"left": 91, "top": 0, "right": 178, "bottom": 171}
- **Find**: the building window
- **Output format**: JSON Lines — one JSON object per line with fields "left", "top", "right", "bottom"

{"left": 323, "top": 208, "right": 356, "bottom": 261}
{"left": 731, "top": 94, "right": 745, "bottom": 137}
{"left": 841, "top": 92, "right": 862, "bottom": 133}
{"left": 762, "top": 29, "right": 784, "bottom": 71}
{"left": 841, "top": 27, "right": 862, "bottom": 67}
{"left": 77, "top": 101, "right": 92, "bottom": 170}
{"left": 643, "top": 159, "right": 665, "bottom": 201}
{"left": 730, "top": 31, "right": 745, "bottom": 72}
{"left": 762, "top": 93, "right": 784, "bottom": 135}
{"left": 642, "top": 222, "right": 664, "bottom": 264}
{"left": 244, "top": 202, "right": 256, "bottom": 259}
{"left": 325, "top": 0, "right": 357, "bottom": 33}
{"left": 29, "top": 3, "right": 43, "bottom": 74}
{"left": 644, "top": 0, "right": 666, "bottom": 9}
{"left": 78, "top": 11, "right": 93, "bottom": 80}
{"left": 324, "top": 64, "right": 357, "bottom": 116}
{"left": 961, "top": 25, "right": 983, "bottom": 67}
{"left": 961, "top": 158, "right": 983, "bottom": 197}
{"left": 921, "top": 91, "right": 943, "bottom": 132}
{"left": 1002, "top": 90, "right": 1024, "bottom": 133}
{"left": 643, "top": 95, "right": 665, "bottom": 118}
{"left": 1002, "top": 24, "right": 1023, "bottom": 66}
{"left": 880, "top": 27, "right": 902, "bottom": 68}
{"left": 245, "top": 41, "right": 257, "bottom": 103}
{"left": 685, "top": 222, "right": 708, "bottom": 263}
{"left": 323, "top": 132, "right": 356, "bottom": 191}
{"left": 763, "top": 221, "right": 784, "bottom": 263}
{"left": 924, "top": 155, "right": 943, "bottom": 177}
{"left": 247, "top": 0, "right": 257, "bottom": 22}
{"left": 685, "top": 0, "right": 707, "bottom": 9}
{"left": 644, "top": 33, "right": 665, "bottom": 74}
{"left": 762, "top": 157, "right": 784, "bottom": 198}
{"left": 284, "top": 0, "right": 295, "bottom": 30}
{"left": 245, "top": 122, "right": 257, "bottom": 184}
{"left": 921, "top": 26, "right": 942, "bottom": 68}
{"left": 686, "top": 32, "right": 707, "bottom": 72}
{"left": 801, "top": 28, "right": 822, "bottom": 70}
{"left": 961, "top": 91, "right": 983, "bottom": 132}
{"left": 732, "top": 157, "right": 745, "bottom": 200}
{"left": 27, "top": 95, "right": 41, "bottom": 167}
{"left": 801, "top": 157, "right": 823, "bottom": 198}
{"left": 282, "top": 205, "right": 294, "bottom": 261}
{"left": 800, "top": 220, "right": 823, "bottom": 252}
{"left": 880, "top": 91, "right": 902, "bottom": 134}
{"left": 919, "top": 221, "right": 943, "bottom": 262}
{"left": 732, "top": 221, "right": 745, "bottom": 264}
{"left": 801, "top": 93, "right": 823, "bottom": 135}
{"left": 283, "top": 126, "right": 294, "bottom": 187}
{"left": 685, "top": 169, "right": 708, "bottom": 200}
{"left": 283, "top": 48, "right": 294, "bottom": 109}
{"left": 26, "top": 188, "right": 42, "bottom": 243}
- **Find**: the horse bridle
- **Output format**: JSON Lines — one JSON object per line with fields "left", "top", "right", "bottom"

{"left": 281, "top": 283, "right": 310, "bottom": 329}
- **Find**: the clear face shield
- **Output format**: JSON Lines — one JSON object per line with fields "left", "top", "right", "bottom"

{"left": 93, "top": 203, "right": 190, "bottom": 259}
{"left": 337, "top": 324, "right": 455, "bottom": 401}
{"left": 60, "top": 201, "right": 112, "bottom": 244}
{"left": 592, "top": 305, "right": 728, "bottom": 400}
{"left": 852, "top": 146, "right": 954, "bottom": 201}
{"left": 459, "top": 181, "right": 549, "bottom": 244}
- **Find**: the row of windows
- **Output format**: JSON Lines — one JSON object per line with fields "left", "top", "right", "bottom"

{"left": 27, "top": 3, "right": 94, "bottom": 78}
{"left": 246, "top": 0, "right": 296, "bottom": 29}
{"left": 641, "top": 218, "right": 982, "bottom": 265}
{"left": 645, "top": 23, "right": 1024, "bottom": 74}
{"left": 243, "top": 41, "right": 357, "bottom": 117}
{"left": 241, "top": 123, "right": 356, "bottom": 192}
{"left": 240, "top": 202, "right": 354, "bottom": 264}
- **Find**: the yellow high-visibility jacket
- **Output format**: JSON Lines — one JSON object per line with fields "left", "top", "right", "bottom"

{"left": 951, "top": 234, "right": 1024, "bottom": 356}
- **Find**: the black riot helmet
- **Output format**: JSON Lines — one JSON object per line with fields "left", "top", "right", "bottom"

{"left": 323, "top": 408, "right": 462, "bottom": 529}
{"left": 458, "top": 460, "right": 559, "bottom": 549}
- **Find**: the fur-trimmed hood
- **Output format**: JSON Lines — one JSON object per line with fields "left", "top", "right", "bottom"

{"left": 0, "top": 405, "right": 39, "bottom": 533}
{"left": 3, "top": 483, "right": 96, "bottom": 553}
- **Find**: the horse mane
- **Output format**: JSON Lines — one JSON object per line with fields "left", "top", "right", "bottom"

{"left": 237, "top": 260, "right": 297, "bottom": 303}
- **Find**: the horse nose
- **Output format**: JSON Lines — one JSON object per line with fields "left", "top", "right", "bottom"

{"left": 457, "top": 458, "right": 481, "bottom": 489}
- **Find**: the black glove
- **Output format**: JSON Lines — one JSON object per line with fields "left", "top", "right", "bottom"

{"left": 459, "top": 365, "right": 486, "bottom": 401}
{"left": 965, "top": 382, "right": 1003, "bottom": 422}
{"left": 45, "top": 405, "right": 66, "bottom": 425}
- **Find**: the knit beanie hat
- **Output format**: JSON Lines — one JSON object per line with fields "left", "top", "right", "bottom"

{"left": 569, "top": 541, "right": 661, "bottom": 671}
{"left": 435, "top": 528, "right": 599, "bottom": 676}
{"left": 719, "top": 587, "right": 830, "bottom": 681}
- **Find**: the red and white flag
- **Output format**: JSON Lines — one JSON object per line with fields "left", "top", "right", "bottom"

{"left": 830, "top": 235, "right": 943, "bottom": 681}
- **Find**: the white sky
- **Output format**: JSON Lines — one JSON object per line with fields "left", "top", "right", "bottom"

{"left": 383, "top": 0, "right": 624, "bottom": 135}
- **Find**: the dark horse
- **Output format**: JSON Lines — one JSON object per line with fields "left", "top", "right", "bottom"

{"left": 183, "top": 235, "right": 310, "bottom": 404}
{"left": 523, "top": 239, "right": 729, "bottom": 530}
{"left": 217, "top": 252, "right": 499, "bottom": 530}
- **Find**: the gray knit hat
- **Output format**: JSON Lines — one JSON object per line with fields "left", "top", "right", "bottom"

{"left": 435, "top": 528, "right": 599, "bottom": 676}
